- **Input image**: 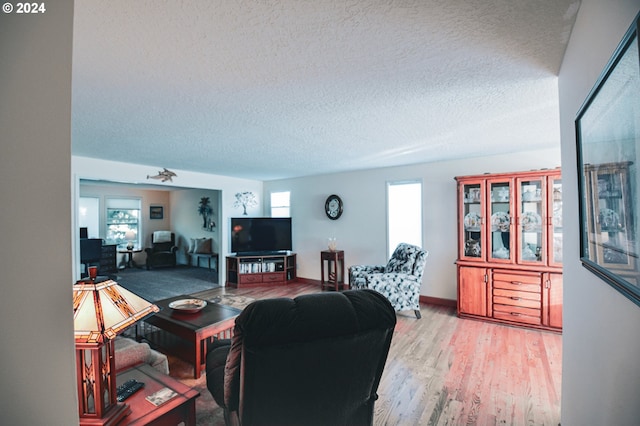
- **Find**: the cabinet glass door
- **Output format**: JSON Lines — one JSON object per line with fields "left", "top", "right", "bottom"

{"left": 518, "top": 178, "right": 545, "bottom": 264}
{"left": 460, "top": 182, "right": 484, "bottom": 260}
{"left": 549, "top": 176, "right": 563, "bottom": 267}
{"left": 488, "top": 180, "right": 513, "bottom": 262}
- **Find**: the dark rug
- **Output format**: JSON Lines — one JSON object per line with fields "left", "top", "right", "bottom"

{"left": 168, "top": 356, "right": 226, "bottom": 426}
{"left": 115, "top": 266, "right": 220, "bottom": 302}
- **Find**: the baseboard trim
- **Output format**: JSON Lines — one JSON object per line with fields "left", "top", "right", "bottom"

{"left": 295, "top": 277, "right": 321, "bottom": 286}
{"left": 296, "top": 277, "right": 457, "bottom": 308}
{"left": 420, "top": 295, "right": 457, "bottom": 308}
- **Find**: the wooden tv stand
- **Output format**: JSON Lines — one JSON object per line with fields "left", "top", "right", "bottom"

{"left": 226, "top": 253, "right": 297, "bottom": 288}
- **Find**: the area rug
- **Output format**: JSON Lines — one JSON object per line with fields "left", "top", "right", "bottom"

{"left": 208, "top": 294, "right": 255, "bottom": 310}
{"left": 116, "top": 266, "right": 220, "bottom": 302}
{"left": 168, "top": 356, "right": 226, "bottom": 426}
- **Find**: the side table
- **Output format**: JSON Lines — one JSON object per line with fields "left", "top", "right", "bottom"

{"left": 321, "top": 250, "right": 345, "bottom": 291}
{"left": 119, "top": 247, "right": 143, "bottom": 269}
{"left": 116, "top": 363, "right": 199, "bottom": 425}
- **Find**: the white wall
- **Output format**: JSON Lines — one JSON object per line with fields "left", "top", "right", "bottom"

{"left": 171, "top": 188, "right": 221, "bottom": 265}
{"left": 558, "top": 1, "right": 640, "bottom": 425}
{"left": 265, "top": 147, "right": 560, "bottom": 300}
{"left": 0, "top": 1, "right": 78, "bottom": 424}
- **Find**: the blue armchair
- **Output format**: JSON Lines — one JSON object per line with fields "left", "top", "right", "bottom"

{"left": 349, "top": 243, "right": 428, "bottom": 318}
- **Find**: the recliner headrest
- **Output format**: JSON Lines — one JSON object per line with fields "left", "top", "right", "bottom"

{"left": 235, "top": 289, "right": 396, "bottom": 348}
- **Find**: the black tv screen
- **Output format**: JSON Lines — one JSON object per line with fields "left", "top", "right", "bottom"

{"left": 231, "top": 217, "right": 292, "bottom": 254}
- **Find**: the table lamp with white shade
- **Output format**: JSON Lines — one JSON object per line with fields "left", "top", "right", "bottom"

{"left": 124, "top": 230, "right": 136, "bottom": 250}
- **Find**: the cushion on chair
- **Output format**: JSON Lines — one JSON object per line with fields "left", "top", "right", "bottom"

{"left": 195, "top": 238, "right": 212, "bottom": 254}
{"left": 153, "top": 230, "right": 172, "bottom": 243}
{"left": 385, "top": 243, "right": 418, "bottom": 273}
{"left": 114, "top": 336, "right": 169, "bottom": 374}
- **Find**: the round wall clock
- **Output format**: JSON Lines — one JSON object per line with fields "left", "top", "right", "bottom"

{"left": 325, "top": 194, "right": 343, "bottom": 220}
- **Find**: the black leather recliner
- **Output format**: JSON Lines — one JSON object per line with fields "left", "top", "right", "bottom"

{"left": 144, "top": 232, "right": 177, "bottom": 269}
{"left": 205, "top": 289, "right": 396, "bottom": 426}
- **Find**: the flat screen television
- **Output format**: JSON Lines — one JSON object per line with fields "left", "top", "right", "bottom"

{"left": 231, "top": 217, "right": 292, "bottom": 255}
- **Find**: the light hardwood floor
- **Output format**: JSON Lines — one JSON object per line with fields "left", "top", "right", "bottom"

{"left": 197, "top": 283, "right": 562, "bottom": 426}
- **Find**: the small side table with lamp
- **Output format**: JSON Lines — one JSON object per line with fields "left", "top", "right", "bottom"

{"left": 73, "top": 278, "right": 159, "bottom": 425}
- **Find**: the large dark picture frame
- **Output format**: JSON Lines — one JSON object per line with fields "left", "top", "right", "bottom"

{"left": 575, "top": 12, "right": 640, "bottom": 307}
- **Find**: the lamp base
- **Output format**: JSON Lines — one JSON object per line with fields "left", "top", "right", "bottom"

{"left": 79, "top": 402, "right": 130, "bottom": 426}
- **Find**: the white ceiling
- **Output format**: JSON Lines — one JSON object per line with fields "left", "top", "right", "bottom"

{"left": 72, "top": 0, "right": 580, "bottom": 181}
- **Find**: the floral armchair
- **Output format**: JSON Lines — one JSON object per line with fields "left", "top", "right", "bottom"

{"left": 349, "top": 243, "right": 428, "bottom": 319}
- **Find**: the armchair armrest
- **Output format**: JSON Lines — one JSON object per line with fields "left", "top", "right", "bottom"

{"left": 349, "top": 265, "right": 385, "bottom": 275}
{"left": 349, "top": 265, "right": 386, "bottom": 289}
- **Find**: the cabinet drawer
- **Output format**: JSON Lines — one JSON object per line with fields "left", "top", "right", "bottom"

{"left": 493, "top": 307, "right": 541, "bottom": 326}
{"left": 263, "top": 272, "right": 285, "bottom": 282}
{"left": 493, "top": 290, "right": 540, "bottom": 309}
{"left": 493, "top": 288, "right": 540, "bottom": 301}
{"left": 493, "top": 279, "right": 540, "bottom": 293}
{"left": 493, "top": 303, "right": 540, "bottom": 317}
{"left": 493, "top": 271, "right": 541, "bottom": 286}
{"left": 239, "top": 274, "right": 263, "bottom": 284}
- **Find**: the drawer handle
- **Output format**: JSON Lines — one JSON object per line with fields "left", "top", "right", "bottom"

{"left": 510, "top": 312, "right": 521, "bottom": 316}
{"left": 510, "top": 296, "right": 520, "bottom": 300}
{"left": 510, "top": 281, "right": 522, "bottom": 285}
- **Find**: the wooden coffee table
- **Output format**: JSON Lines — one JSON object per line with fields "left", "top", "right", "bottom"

{"left": 142, "top": 294, "right": 242, "bottom": 379}
{"left": 116, "top": 363, "right": 199, "bottom": 425}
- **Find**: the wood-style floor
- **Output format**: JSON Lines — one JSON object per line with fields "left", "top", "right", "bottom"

{"left": 197, "top": 283, "right": 562, "bottom": 426}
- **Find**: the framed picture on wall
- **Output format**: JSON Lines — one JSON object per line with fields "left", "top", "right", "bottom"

{"left": 150, "top": 205, "right": 164, "bottom": 220}
{"left": 575, "top": 12, "right": 640, "bottom": 307}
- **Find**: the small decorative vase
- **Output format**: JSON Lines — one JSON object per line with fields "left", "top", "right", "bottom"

{"left": 328, "top": 238, "right": 337, "bottom": 251}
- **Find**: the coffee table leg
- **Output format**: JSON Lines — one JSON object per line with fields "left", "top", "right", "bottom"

{"left": 194, "top": 337, "right": 202, "bottom": 379}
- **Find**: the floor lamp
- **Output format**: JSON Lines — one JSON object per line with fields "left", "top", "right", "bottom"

{"left": 73, "top": 278, "right": 159, "bottom": 425}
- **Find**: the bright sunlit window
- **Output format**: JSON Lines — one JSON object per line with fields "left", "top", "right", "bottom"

{"left": 271, "top": 191, "right": 291, "bottom": 217}
{"left": 105, "top": 198, "right": 141, "bottom": 246}
{"left": 387, "top": 180, "right": 423, "bottom": 257}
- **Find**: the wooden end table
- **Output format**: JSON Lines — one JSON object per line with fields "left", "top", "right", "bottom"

{"left": 142, "top": 295, "right": 242, "bottom": 379}
{"left": 118, "top": 247, "right": 143, "bottom": 269}
{"left": 321, "top": 250, "right": 345, "bottom": 291}
{"left": 116, "top": 363, "right": 199, "bottom": 426}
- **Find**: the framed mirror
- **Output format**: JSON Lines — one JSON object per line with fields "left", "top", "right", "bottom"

{"left": 576, "top": 12, "right": 640, "bottom": 307}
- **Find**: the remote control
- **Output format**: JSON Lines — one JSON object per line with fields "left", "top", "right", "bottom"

{"left": 117, "top": 381, "right": 144, "bottom": 402}
{"left": 116, "top": 379, "right": 137, "bottom": 394}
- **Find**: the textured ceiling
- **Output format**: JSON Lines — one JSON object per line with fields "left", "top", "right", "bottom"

{"left": 72, "top": 0, "right": 580, "bottom": 181}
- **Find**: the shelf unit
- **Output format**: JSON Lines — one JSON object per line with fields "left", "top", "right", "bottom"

{"left": 226, "top": 253, "right": 297, "bottom": 288}
{"left": 455, "top": 169, "right": 563, "bottom": 331}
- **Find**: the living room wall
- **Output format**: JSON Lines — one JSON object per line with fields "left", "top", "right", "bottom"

{"left": 170, "top": 188, "right": 221, "bottom": 266}
{"left": 264, "top": 147, "right": 561, "bottom": 301}
{"left": 1, "top": 0, "right": 78, "bottom": 423}
{"left": 558, "top": 0, "right": 640, "bottom": 424}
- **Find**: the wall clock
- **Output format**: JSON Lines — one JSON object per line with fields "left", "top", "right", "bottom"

{"left": 325, "top": 194, "right": 343, "bottom": 220}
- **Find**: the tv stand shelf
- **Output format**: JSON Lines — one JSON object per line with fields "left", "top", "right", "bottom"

{"left": 226, "top": 253, "right": 297, "bottom": 288}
